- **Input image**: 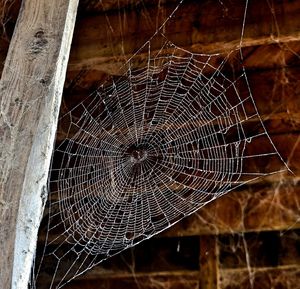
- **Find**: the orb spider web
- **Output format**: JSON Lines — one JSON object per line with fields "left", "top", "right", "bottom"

{"left": 32, "top": 3, "right": 289, "bottom": 288}
{"left": 31, "top": 34, "right": 288, "bottom": 288}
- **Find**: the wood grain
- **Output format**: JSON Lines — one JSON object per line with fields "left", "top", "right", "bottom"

{"left": 0, "top": 0, "right": 79, "bottom": 288}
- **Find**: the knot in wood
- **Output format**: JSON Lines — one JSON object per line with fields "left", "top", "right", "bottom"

{"left": 28, "top": 30, "right": 48, "bottom": 55}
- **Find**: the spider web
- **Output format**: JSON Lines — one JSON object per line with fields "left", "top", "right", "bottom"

{"left": 32, "top": 5, "right": 289, "bottom": 289}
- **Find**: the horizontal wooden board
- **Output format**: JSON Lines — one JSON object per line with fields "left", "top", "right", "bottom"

{"left": 63, "top": 271, "right": 200, "bottom": 289}
{"left": 219, "top": 265, "right": 300, "bottom": 289}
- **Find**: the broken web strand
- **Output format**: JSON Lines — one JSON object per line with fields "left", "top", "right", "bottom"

{"left": 33, "top": 1, "right": 291, "bottom": 288}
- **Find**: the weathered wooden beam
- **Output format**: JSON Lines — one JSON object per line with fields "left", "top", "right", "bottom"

{"left": 0, "top": 0, "right": 79, "bottom": 288}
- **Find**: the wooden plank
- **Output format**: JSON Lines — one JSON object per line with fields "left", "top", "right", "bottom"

{"left": 219, "top": 265, "right": 300, "bottom": 289}
{"left": 63, "top": 271, "right": 200, "bottom": 289}
{"left": 74, "top": 270, "right": 199, "bottom": 281}
{"left": 0, "top": 0, "right": 79, "bottom": 288}
{"left": 199, "top": 235, "right": 219, "bottom": 289}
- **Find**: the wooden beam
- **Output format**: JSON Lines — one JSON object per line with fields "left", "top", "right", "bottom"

{"left": 0, "top": 0, "right": 79, "bottom": 288}
{"left": 63, "top": 270, "right": 199, "bottom": 282}
{"left": 199, "top": 235, "right": 219, "bottom": 289}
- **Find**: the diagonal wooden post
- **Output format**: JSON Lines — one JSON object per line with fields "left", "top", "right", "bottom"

{"left": 0, "top": 0, "right": 79, "bottom": 288}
